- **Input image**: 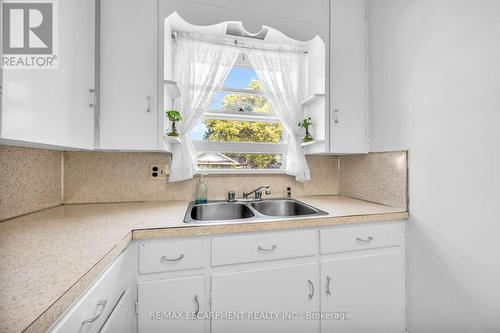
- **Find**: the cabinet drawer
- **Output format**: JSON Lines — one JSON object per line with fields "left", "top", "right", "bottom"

{"left": 139, "top": 239, "right": 209, "bottom": 274}
{"left": 212, "top": 230, "right": 317, "bottom": 266}
{"left": 320, "top": 223, "right": 403, "bottom": 254}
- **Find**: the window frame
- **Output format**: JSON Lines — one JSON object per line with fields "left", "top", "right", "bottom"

{"left": 192, "top": 62, "right": 288, "bottom": 174}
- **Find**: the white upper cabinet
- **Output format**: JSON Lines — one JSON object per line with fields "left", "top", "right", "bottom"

{"left": 1, "top": 0, "right": 95, "bottom": 149}
{"left": 99, "top": 0, "right": 158, "bottom": 150}
{"left": 302, "top": 0, "right": 368, "bottom": 155}
{"left": 329, "top": 0, "right": 368, "bottom": 153}
{"left": 1, "top": 0, "right": 367, "bottom": 153}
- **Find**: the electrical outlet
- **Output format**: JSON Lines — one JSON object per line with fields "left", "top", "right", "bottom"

{"left": 149, "top": 163, "right": 168, "bottom": 180}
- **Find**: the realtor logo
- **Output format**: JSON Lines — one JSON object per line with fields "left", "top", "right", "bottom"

{"left": 2, "top": 0, "right": 58, "bottom": 68}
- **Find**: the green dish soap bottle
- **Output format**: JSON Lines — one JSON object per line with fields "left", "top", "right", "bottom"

{"left": 195, "top": 174, "right": 208, "bottom": 204}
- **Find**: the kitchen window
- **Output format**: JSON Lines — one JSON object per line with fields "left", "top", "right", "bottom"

{"left": 190, "top": 54, "right": 288, "bottom": 172}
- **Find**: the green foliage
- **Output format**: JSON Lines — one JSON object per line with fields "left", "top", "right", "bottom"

{"left": 298, "top": 117, "right": 312, "bottom": 130}
{"left": 203, "top": 120, "right": 281, "bottom": 143}
{"left": 166, "top": 109, "right": 182, "bottom": 122}
{"left": 203, "top": 79, "right": 282, "bottom": 169}
{"left": 220, "top": 80, "right": 271, "bottom": 113}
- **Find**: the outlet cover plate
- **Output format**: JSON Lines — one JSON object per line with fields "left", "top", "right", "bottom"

{"left": 150, "top": 163, "right": 168, "bottom": 180}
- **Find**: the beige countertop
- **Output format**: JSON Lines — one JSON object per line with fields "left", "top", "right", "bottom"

{"left": 0, "top": 195, "right": 408, "bottom": 333}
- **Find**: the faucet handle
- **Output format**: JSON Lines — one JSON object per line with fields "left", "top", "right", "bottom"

{"left": 265, "top": 189, "right": 272, "bottom": 196}
{"left": 255, "top": 190, "right": 263, "bottom": 200}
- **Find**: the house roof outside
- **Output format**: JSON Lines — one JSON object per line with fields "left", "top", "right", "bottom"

{"left": 196, "top": 152, "right": 246, "bottom": 168}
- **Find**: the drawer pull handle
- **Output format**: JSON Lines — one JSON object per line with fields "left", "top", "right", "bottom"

{"left": 308, "top": 280, "right": 315, "bottom": 300}
{"left": 79, "top": 299, "right": 107, "bottom": 332}
{"left": 161, "top": 254, "right": 184, "bottom": 262}
{"left": 193, "top": 295, "right": 200, "bottom": 316}
{"left": 356, "top": 236, "right": 373, "bottom": 244}
{"left": 325, "top": 276, "right": 332, "bottom": 296}
{"left": 257, "top": 245, "right": 277, "bottom": 253}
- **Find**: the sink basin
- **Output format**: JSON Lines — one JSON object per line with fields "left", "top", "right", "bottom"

{"left": 184, "top": 199, "right": 327, "bottom": 224}
{"left": 251, "top": 199, "right": 319, "bottom": 217}
{"left": 189, "top": 202, "right": 255, "bottom": 221}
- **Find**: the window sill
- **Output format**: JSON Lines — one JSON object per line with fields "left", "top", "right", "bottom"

{"left": 195, "top": 169, "right": 287, "bottom": 175}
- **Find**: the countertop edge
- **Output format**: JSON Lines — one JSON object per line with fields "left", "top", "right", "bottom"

{"left": 22, "top": 210, "right": 408, "bottom": 333}
{"left": 132, "top": 211, "right": 409, "bottom": 239}
{"left": 23, "top": 234, "right": 133, "bottom": 333}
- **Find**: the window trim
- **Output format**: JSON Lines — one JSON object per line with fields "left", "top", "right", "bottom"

{"left": 195, "top": 168, "right": 287, "bottom": 175}
{"left": 202, "top": 110, "right": 280, "bottom": 123}
{"left": 193, "top": 140, "right": 287, "bottom": 154}
{"left": 219, "top": 87, "right": 265, "bottom": 96}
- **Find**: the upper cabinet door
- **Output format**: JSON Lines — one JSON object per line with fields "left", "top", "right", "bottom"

{"left": 1, "top": 0, "right": 95, "bottom": 149}
{"left": 329, "top": 0, "right": 368, "bottom": 153}
{"left": 99, "top": 0, "right": 158, "bottom": 150}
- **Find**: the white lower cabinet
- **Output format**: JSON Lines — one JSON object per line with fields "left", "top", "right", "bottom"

{"left": 211, "top": 263, "right": 318, "bottom": 333}
{"left": 320, "top": 252, "right": 405, "bottom": 333}
{"left": 100, "top": 289, "right": 136, "bottom": 333}
{"left": 137, "top": 275, "right": 206, "bottom": 333}
{"left": 50, "top": 222, "right": 405, "bottom": 333}
{"left": 48, "top": 248, "right": 137, "bottom": 333}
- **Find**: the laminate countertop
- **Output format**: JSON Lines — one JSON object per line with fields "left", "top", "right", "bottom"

{"left": 0, "top": 195, "right": 408, "bottom": 333}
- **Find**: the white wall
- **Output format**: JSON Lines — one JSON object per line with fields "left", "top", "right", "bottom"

{"left": 368, "top": 0, "right": 500, "bottom": 332}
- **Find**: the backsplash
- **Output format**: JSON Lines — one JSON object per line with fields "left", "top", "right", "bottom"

{"left": 339, "top": 151, "right": 408, "bottom": 209}
{"left": 0, "top": 145, "right": 408, "bottom": 221}
{"left": 63, "top": 152, "right": 339, "bottom": 203}
{"left": 0, "top": 145, "right": 62, "bottom": 221}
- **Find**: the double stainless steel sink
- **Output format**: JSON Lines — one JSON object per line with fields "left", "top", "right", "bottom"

{"left": 184, "top": 198, "right": 328, "bottom": 224}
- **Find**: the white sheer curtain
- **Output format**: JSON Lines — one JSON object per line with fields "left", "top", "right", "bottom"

{"left": 247, "top": 48, "right": 310, "bottom": 181}
{"left": 169, "top": 35, "right": 239, "bottom": 182}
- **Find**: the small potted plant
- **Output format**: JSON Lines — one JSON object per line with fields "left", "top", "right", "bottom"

{"left": 166, "top": 109, "right": 182, "bottom": 137}
{"left": 298, "top": 117, "right": 313, "bottom": 142}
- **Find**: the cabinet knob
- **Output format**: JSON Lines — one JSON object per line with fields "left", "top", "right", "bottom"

{"left": 89, "top": 88, "right": 96, "bottom": 108}
{"left": 160, "top": 254, "right": 184, "bottom": 262}
{"left": 193, "top": 295, "right": 200, "bottom": 316}
{"left": 333, "top": 109, "right": 339, "bottom": 123}
{"left": 356, "top": 236, "right": 373, "bottom": 244}
{"left": 308, "top": 280, "right": 315, "bottom": 300}
{"left": 79, "top": 299, "right": 107, "bottom": 330}
{"left": 146, "top": 95, "right": 151, "bottom": 112}
{"left": 257, "top": 244, "right": 277, "bottom": 253}
{"left": 325, "top": 276, "right": 332, "bottom": 296}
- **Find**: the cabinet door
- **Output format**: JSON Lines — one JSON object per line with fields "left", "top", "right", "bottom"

{"left": 138, "top": 276, "right": 206, "bottom": 333}
{"left": 1, "top": 0, "right": 95, "bottom": 148}
{"left": 329, "top": 0, "right": 368, "bottom": 153}
{"left": 99, "top": 0, "right": 158, "bottom": 150}
{"left": 100, "top": 289, "right": 135, "bottom": 333}
{"left": 212, "top": 263, "right": 319, "bottom": 333}
{"left": 321, "top": 252, "right": 405, "bottom": 333}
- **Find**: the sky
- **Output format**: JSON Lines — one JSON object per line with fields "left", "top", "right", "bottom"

{"left": 190, "top": 67, "right": 258, "bottom": 140}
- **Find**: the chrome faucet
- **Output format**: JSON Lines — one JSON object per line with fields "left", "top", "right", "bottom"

{"left": 243, "top": 185, "right": 271, "bottom": 200}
